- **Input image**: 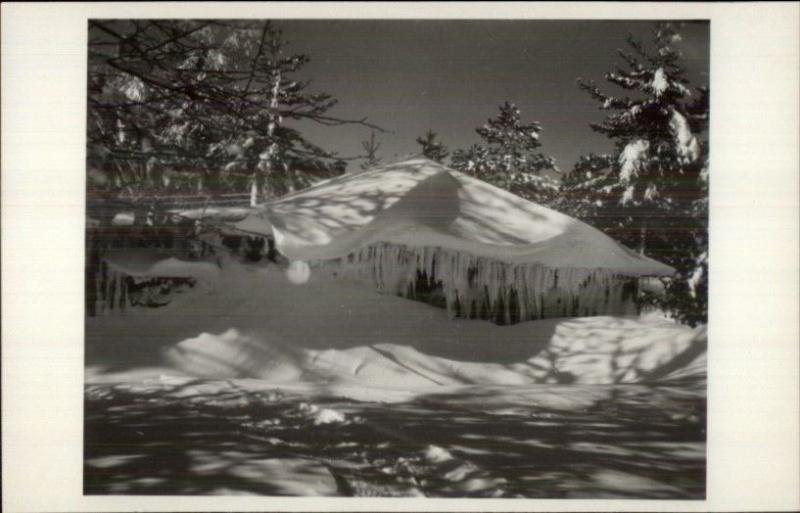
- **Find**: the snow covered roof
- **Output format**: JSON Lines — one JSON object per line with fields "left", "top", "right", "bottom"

{"left": 234, "top": 158, "right": 673, "bottom": 277}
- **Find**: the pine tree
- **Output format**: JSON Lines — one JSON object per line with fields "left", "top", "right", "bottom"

{"left": 451, "top": 102, "right": 560, "bottom": 205}
{"left": 566, "top": 22, "right": 708, "bottom": 325}
{"left": 667, "top": 85, "right": 709, "bottom": 326}
{"left": 415, "top": 129, "right": 449, "bottom": 163}
{"left": 554, "top": 153, "right": 616, "bottom": 222}
{"left": 230, "top": 22, "right": 363, "bottom": 203}
{"left": 360, "top": 131, "right": 383, "bottom": 170}
{"left": 87, "top": 20, "right": 380, "bottom": 203}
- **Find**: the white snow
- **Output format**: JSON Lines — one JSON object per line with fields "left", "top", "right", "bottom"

{"left": 312, "top": 408, "right": 347, "bottom": 425}
{"left": 298, "top": 403, "right": 348, "bottom": 425}
{"left": 607, "top": 73, "right": 637, "bottom": 88}
{"left": 103, "top": 249, "right": 223, "bottom": 287}
{"left": 688, "top": 251, "right": 707, "bottom": 299}
{"left": 86, "top": 258, "right": 707, "bottom": 404}
{"left": 620, "top": 185, "right": 635, "bottom": 206}
{"left": 91, "top": 252, "right": 223, "bottom": 315}
{"left": 619, "top": 139, "right": 650, "bottom": 185}
{"left": 286, "top": 260, "right": 311, "bottom": 284}
{"left": 425, "top": 445, "right": 454, "bottom": 463}
{"left": 699, "top": 160, "right": 709, "bottom": 184}
{"left": 644, "top": 183, "right": 659, "bottom": 202}
{"left": 234, "top": 158, "right": 672, "bottom": 277}
{"left": 669, "top": 110, "right": 701, "bottom": 163}
{"left": 651, "top": 68, "right": 669, "bottom": 97}
{"left": 200, "top": 456, "right": 339, "bottom": 496}
{"left": 111, "top": 212, "right": 135, "bottom": 226}
{"left": 122, "top": 76, "right": 146, "bottom": 102}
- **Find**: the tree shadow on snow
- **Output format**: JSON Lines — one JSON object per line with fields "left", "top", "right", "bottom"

{"left": 84, "top": 379, "right": 705, "bottom": 498}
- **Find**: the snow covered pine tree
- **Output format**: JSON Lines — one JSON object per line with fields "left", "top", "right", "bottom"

{"left": 88, "top": 20, "right": 380, "bottom": 203}
{"left": 565, "top": 22, "right": 708, "bottom": 325}
{"left": 451, "top": 102, "right": 560, "bottom": 206}
{"left": 416, "top": 129, "right": 450, "bottom": 163}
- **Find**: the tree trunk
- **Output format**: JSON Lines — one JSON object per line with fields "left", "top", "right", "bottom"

{"left": 251, "top": 64, "right": 282, "bottom": 206}
{"left": 639, "top": 218, "right": 647, "bottom": 255}
{"left": 249, "top": 180, "right": 259, "bottom": 207}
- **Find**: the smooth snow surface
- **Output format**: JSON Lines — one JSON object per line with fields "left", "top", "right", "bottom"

{"left": 86, "top": 259, "right": 706, "bottom": 401}
{"left": 232, "top": 159, "right": 673, "bottom": 276}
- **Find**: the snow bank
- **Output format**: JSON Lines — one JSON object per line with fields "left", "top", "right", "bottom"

{"left": 164, "top": 328, "right": 303, "bottom": 382}
{"left": 87, "top": 259, "right": 706, "bottom": 398}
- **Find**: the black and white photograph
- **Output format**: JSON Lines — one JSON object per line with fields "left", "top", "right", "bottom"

{"left": 2, "top": 3, "right": 799, "bottom": 512}
{"left": 82, "top": 18, "right": 709, "bottom": 498}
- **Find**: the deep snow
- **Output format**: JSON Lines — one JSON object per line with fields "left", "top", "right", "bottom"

{"left": 86, "top": 256, "right": 705, "bottom": 394}
{"left": 84, "top": 256, "right": 706, "bottom": 497}
{"left": 228, "top": 159, "right": 673, "bottom": 276}
{"left": 85, "top": 376, "right": 705, "bottom": 497}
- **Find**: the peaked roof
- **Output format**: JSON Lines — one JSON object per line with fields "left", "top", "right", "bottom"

{"left": 234, "top": 158, "right": 674, "bottom": 276}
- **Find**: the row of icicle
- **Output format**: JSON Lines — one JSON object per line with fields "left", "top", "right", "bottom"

{"left": 331, "top": 242, "right": 640, "bottom": 323}
{"left": 92, "top": 260, "right": 134, "bottom": 315}
{"left": 88, "top": 237, "right": 641, "bottom": 322}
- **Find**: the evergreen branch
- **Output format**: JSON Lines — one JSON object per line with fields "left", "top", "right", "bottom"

{"left": 294, "top": 113, "right": 389, "bottom": 133}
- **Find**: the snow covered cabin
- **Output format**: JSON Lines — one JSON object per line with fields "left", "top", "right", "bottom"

{"left": 230, "top": 158, "right": 674, "bottom": 324}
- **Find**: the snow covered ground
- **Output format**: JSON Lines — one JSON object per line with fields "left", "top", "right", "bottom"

{"left": 85, "top": 257, "right": 706, "bottom": 497}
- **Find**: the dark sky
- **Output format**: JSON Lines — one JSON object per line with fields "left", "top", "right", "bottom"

{"left": 276, "top": 20, "right": 709, "bottom": 173}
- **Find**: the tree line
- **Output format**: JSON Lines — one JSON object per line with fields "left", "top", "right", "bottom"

{"left": 88, "top": 20, "right": 383, "bottom": 205}
{"left": 88, "top": 20, "right": 707, "bottom": 325}
{"left": 402, "top": 23, "right": 708, "bottom": 325}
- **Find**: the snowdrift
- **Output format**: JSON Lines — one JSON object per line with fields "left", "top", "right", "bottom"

{"left": 86, "top": 258, "right": 706, "bottom": 399}
{"left": 235, "top": 158, "right": 673, "bottom": 276}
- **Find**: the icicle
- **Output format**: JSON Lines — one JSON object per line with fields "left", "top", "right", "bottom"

{"left": 118, "top": 275, "right": 126, "bottom": 312}
{"left": 103, "top": 263, "right": 113, "bottom": 316}
{"left": 108, "top": 270, "right": 117, "bottom": 314}
{"left": 124, "top": 277, "right": 133, "bottom": 311}
{"left": 94, "top": 261, "right": 104, "bottom": 315}
{"left": 331, "top": 242, "right": 641, "bottom": 323}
